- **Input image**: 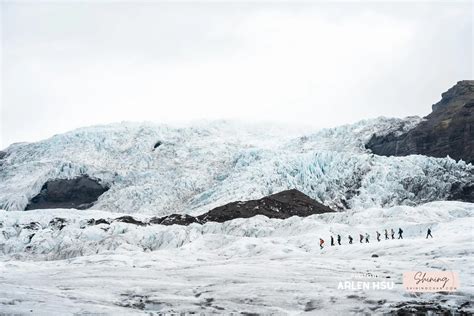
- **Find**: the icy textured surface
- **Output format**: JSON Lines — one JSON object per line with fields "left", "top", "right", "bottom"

{"left": 1, "top": 118, "right": 472, "bottom": 314}
{"left": 0, "top": 202, "right": 472, "bottom": 314}
{"left": 1, "top": 117, "right": 472, "bottom": 215}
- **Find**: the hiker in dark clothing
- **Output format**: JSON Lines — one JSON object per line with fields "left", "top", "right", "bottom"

{"left": 426, "top": 228, "right": 433, "bottom": 239}
{"left": 337, "top": 235, "right": 341, "bottom": 246}
{"left": 331, "top": 236, "right": 335, "bottom": 246}
{"left": 319, "top": 238, "right": 325, "bottom": 249}
{"left": 376, "top": 231, "right": 381, "bottom": 242}
{"left": 365, "top": 233, "right": 370, "bottom": 243}
{"left": 348, "top": 235, "right": 353, "bottom": 244}
{"left": 359, "top": 234, "right": 364, "bottom": 243}
{"left": 398, "top": 228, "right": 403, "bottom": 239}
{"left": 384, "top": 229, "right": 389, "bottom": 240}
{"left": 391, "top": 228, "right": 395, "bottom": 239}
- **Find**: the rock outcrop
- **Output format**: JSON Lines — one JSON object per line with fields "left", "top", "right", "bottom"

{"left": 150, "top": 214, "right": 200, "bottom": 226}
{"left": 366, "top": 80, "right": 474, "bottom": 163}
{"left": 196, "top": 189, "right": 335, "bottom": 223}
{"left": 25, "top": 176, "right": 109, "bottom": 210}
{"left": 87, "top": 189, "right": 335, "bottom": 227}
{"left": 153, "top": 141, "right": 162, "bottom": 149}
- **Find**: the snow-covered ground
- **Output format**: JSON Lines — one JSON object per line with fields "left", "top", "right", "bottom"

{"left": 1, "top": 118, "right": 472, "bottom": 214}
{"left": 1, "top": 119, "right": 473, "bottom": 314}
{"left": 1, "top": 201, "right": 472, "bottom": 314}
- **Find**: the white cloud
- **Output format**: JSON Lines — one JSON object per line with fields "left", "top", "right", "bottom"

{"left": 1, "top": 1, "right": 472, "bottom": 148}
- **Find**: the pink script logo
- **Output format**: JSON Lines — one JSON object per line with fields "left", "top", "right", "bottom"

{"left": 403, "top": 271, "right": 459, "bottom": 292}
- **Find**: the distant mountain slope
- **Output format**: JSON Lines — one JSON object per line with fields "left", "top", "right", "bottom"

{"left": 0, "top": 117, "right": 472, "bottom": 215}
{"left": 366, "top": 80, "right": 474, "bottom": 163}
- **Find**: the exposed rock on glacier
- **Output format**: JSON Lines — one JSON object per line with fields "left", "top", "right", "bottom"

{"left": 113, "top": 215, "right": 147, "bottom": 226}
{"left": 150, "top": 214, "right": 200, "bottom": 226}
{"left": 197, "top": 189, "right": 334, "bottom": 223}
{"left": 153, "top": 141, "right": 162, "bottom": 149}
{"left": 366, "top": 80, "right": 474, "bottom": 163}
{"left": 84, "top": 189, "right": 334, "bottom": 226}
{"left": 25, "top": 176, "right": 109, "bottom": 210}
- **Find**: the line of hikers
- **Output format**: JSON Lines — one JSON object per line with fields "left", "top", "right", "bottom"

{"left": 319, "top": 228, "right": 433, "bottom": 249}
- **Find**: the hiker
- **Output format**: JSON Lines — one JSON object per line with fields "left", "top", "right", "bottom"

{"left": 331, "top": 236, "right": 335, "bottom": 246}
{"left": 337, "top": 235, "right": 342, "bottom": 246}
{"left": 376, "top": 231, "right": 381, "bottom": 242}
{"left": 398, "top": 228, "right": 403, "bottom": 239}
{"left": 348, "top": 235, "right": 353, "bottom": 244}
{"left": 384, "top": 229, "right": 389, "bottom": 240}
{"left": 365, "top": 233, "right": 370, "bottom": 243}
{"left": 426, "top": 228, "right": 433, "bottom": 239}
{"left": 359, "top": 234, "right": 364, "bottom": 243}
{"left": 391, "top": 228, "right": 395, "bottom": 239}
{"left": 319, "top": 238, "right": 325, "bottom": 249}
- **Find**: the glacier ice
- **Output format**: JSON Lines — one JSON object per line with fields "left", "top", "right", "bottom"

{"left": 0, "top": 117, "right": 472, "bottom": 215}
{"left": 0, "top": 201, "right": 472, "bottom": 261}
{"left": 0, "top": 201, "right": 472, "bottom": 314}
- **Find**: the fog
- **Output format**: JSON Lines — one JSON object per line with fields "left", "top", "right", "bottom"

{"left": 1, "top": 1, "right": 472, "bottom": 148}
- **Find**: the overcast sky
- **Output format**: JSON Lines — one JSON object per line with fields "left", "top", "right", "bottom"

{"left": 1, "top": 1, "right": 472, "bottom": 148}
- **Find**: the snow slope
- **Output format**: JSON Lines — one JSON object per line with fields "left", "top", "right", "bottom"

{"left": 1, "top": 117, "right": 472, "bottom": 215}
{"left": 0, "top": 201, "right": 472, "bottom": 314}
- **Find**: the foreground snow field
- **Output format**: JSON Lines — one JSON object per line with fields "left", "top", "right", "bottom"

{"left": 1, "top": 201, "right": 472, "bottom": 314}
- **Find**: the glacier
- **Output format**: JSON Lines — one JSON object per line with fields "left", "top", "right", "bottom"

{"left": 0, "top": 117, "right": 472, "bottom": 215}
{"left": 0, "top": 118, "right": 473, "bottom": 314}
{"left": 0, "top": 202, "right": 472, "bottom": 314}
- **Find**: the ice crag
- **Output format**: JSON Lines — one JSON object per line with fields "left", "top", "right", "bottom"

{"left": 0, "top": 201, "right": 472, "bottom": 261}
{"left": 0, "top": 117, "right": 472, "bottom": 215}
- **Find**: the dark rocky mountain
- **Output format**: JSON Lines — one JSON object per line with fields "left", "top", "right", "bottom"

{"left": 84, "top": 189, "right": 335, "bottom": 227}
{"left": 26, "top": 176, "right": 109, "bottom": 210}
{"left": 196, "top": 189, "right": 335, "bottom": 223}
{"left": 366, "top": 80, "right": 474, "bottom": 163}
